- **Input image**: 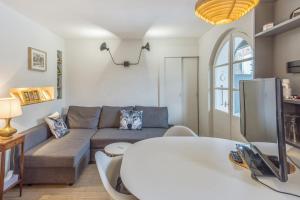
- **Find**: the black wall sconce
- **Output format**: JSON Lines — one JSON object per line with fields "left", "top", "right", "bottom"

{"left": 100, "top": 42, "right": 150, "bottom": 67}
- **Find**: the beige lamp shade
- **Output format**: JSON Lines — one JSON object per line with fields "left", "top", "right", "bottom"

{"left": 195, "top": 0, "right": 260, "bottom": 25}
{"left": 0, "top": 97, "right": 23, "bottom": 119}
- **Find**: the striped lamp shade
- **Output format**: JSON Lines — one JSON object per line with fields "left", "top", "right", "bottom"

{"left": 195, "top": 0, "right": 260, "bottom": 25}
{"left": 0, "top": 98, "right": 22, "bottom": 119}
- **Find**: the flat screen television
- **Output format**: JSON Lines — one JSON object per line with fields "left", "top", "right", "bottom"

{"left": 240, "top": 78, "right": 288, "bottom": 182}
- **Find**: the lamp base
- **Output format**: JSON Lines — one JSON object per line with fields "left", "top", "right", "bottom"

{"left": 0, "top": 118, "right": 17, "bottom": 140}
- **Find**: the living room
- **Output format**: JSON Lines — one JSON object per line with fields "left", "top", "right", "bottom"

{"left": 1, "top": 0, "right": 300, "bottom": 200}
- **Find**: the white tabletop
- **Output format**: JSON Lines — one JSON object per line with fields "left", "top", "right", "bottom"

{"left": 120, "top": 137, "right": 300, "bottom": 200}
{"left": 104, "top": 142, "right": 132, "bottom": 156}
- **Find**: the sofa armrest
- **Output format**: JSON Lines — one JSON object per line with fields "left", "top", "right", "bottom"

{"left": 22, "top": 123, "right": 51, "bottom": 152}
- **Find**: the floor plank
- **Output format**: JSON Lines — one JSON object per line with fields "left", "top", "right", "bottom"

{"left": 4, "top": 164, "right": 110, "bottom": 200}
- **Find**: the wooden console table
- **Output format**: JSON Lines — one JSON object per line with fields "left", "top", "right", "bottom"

{"left": 0, "top": 134, "right": 25, "bottom": 200}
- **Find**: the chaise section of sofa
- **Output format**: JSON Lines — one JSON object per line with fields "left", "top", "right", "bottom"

{"left": 23, "top": 124, "right": 97, "bottom": 185}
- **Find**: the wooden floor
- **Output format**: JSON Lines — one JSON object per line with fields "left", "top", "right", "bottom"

{"left": 4, "top": 164, "right": 110, "bottom": 200}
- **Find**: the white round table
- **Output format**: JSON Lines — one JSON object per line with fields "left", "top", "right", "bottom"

{"left": 121, "top": 137, "right": 300, "bottom": 200}
{"left": 104, "top": 142, "right": 132, "bottom": 156}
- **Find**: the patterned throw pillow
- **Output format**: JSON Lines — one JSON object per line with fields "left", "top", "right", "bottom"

{"left": 120, "top": 110, "right": 143, "bottom": 130}
{"left": 45, "top": 112, "right": 69, "bottom": 139}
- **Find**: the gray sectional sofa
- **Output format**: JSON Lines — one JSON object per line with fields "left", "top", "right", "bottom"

{"left": 22, "top": 106, "right": 169, "bottom": 185}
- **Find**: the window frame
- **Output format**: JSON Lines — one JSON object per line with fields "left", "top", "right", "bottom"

{"left": 213, "top": 31, "right": 254, "bottom": 118}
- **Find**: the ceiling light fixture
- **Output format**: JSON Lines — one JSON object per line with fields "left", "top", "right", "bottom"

{"left": 195, "top": 0, "right": 260, "bottom": 25}
{"left": 100, "top": 42, "right": 150, "bottom": 67}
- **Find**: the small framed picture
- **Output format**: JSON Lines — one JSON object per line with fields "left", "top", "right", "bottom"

{"left": 21, "top": 91, "right": 30, "bottom": 102}
{"left": 32, "top": 90, "right": 40, "bottom": 101}
{"left": 28, "top": 91, "right": 35, "bottom": 101}
{"left": 28, "top": 47, "right": 47, "bottom": 72}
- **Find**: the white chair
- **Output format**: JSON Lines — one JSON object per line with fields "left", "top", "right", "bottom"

{"left": 95, "top": 151, "right": 137, "bottom": 200}
{"left": 163, "top": 125, "right": 198, "bottom": 137}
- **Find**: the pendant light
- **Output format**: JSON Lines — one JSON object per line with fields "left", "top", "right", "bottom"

{"left": 195, "top": 0, "right": 260, "bottom": 25}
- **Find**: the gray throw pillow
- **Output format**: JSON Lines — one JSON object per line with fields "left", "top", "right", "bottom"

{"left": 67, "top": 106, "right": 101, "bottom": 129}
{"left": 135, "top": 106, "right": 168, "bottom": 128}
{"left": 45, "top": 112, "right": 69, "bottom": 139}
{"left": 99, "top": 106, "right": 134, "bottom": 128}
{"left": 120, "top": 110, "right": 143, "bottom": 130}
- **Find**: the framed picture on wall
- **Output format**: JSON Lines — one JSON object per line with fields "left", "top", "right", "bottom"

{"left": 32, "top": 90, "right": 40, "bottom": 101}
{"left": 28, "top": 91, "right": 35, "bottom": 101}
{"left": 28, "top": 47, "right": 47, "bottom": 72}
{"left": 21, "top": 91, "right": 30, "bottom": 103}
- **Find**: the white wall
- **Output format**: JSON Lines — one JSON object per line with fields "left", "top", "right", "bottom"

{"left": 0, "top": 2, "right": 65, "bottom": 132}
{"left": 198, "top": 12, "right": 254, "bottom": 138}
{"left": 66, "top": 38, "right": 198, "bottom": 107}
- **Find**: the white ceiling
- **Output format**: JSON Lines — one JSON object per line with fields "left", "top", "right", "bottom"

{"left": 0, "top": 0, "right": 212, "bottom": 39}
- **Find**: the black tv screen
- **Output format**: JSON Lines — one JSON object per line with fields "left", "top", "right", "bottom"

{"left": 240, "top": 78, "right": 288, "bottom": 182}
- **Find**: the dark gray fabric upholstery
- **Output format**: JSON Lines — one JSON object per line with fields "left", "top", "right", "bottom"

{"left": 91, "top": 128, "right": 167, "bottom": 149}
{"left": 23, "top": 123, "right": 51, "bottom": 152}
{"left": 25, "top": 129, "right": 96, "bottom": 168}
{"left": 22, "top": 105, "right": 169, "bottom": 184}
{"left": 99, "top": 106, "right": 133, "bottom": 128}
{"left": 135, "top": 106, "right": 169, "bottom": 128}
{"left": 24, "top": 150, "right": 90, "bottom": 184}
{"left": 67, "top": 106, "right": 101, "bottom": 129}
{"left": 90, "top": 149, "right": 101, "bottom": 163}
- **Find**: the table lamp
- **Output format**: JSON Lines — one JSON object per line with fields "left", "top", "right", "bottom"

{"left": 0, "top": 97, "right": 22, "bottom": 139}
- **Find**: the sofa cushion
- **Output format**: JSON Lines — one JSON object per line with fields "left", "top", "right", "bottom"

{"left": 45, "top": 112, "right": 69, "bottom": 139}
{"left": 135, "top": 106, "right": 168, "bottom": 128}
{"left": 99, "top": 106, "right": 134, "bottom": 128}
{"left": 67, "top": 106, "right": 101, "bottom": 129}
{"left": 91, "top": 128, "right": 167, "bottom": 149}
{"left": 25, "top": 129, "right": 97, "bottom": 168}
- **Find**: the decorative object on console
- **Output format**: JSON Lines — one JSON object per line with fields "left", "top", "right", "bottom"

{"left": 28, "top": 47, "right": 47, "bottom": 72}
{"left": 290, "top": 7, "right": 300, "bottom": 19}
{"left": 120, "top": 110, "right": 143, "bottom": 130}
{"left": 45, "top": 112, "right": 69, "bottom": 139}
{"left": 100, "top": 42, "right": 150, "bottom": 67}
{"left": 10, "top": 87, "right": 55, "bottom": 106}
{"left": 263, "top": 22, "right": 274, "bottom": 31}
{"left": 0, "top": 98, "right": 22, "bottom": 139}
{"left": 195, "top": 0, "right": 260, "bottom": 25}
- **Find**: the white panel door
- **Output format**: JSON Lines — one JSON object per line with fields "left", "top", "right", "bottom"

{"left": 213, "top": 39, "right": 231, "bottom": 139}
{"left": 213, "top": 33, "right": 254, "bottom": 141}
{"left": 163, "top": 58, "right": 183, "bottom": 125}
{"left": 182, "top": 58, "right": 199, "bottom": 133}
{"left": 161, "top": 57, "right": 199, "bottom": 133}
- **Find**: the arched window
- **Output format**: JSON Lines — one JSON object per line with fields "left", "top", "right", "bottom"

{"left": 213, "top": 32, "right": 254, "bottom": 117}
